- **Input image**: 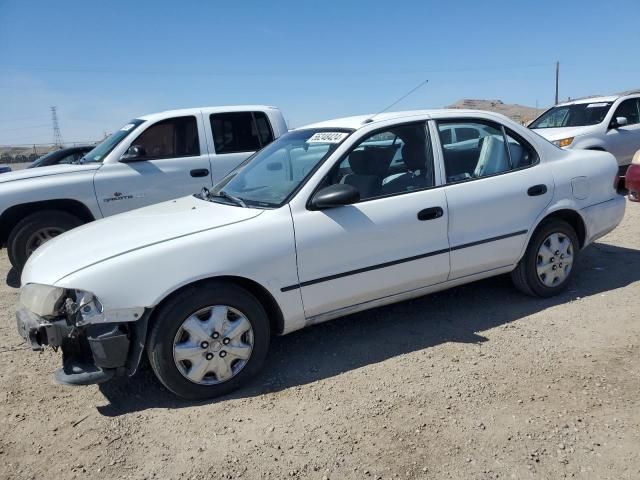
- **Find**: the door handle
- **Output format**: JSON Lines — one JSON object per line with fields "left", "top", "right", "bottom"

{"left": 190, "top": 168, "right": 209, "bottom": 178}
{"left": 527, "top": 184, "right": 547, "bottom": 196}
{"left": 417, "top": 207, "right": 444, "bottom": 221}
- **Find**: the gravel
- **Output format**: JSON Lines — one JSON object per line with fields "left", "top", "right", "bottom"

{"left": 1, "top": 200, "right": 639, "bottom": 479}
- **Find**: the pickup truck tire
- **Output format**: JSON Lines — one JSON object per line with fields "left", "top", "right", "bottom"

{"left": 147, "top": 282, "right": 270, "bottom": 400}
{"left": 511, "top": 219, "right": 579, "bottom": 297}
{"left": 8, "top": 210, "right": 83, "bottom": 270}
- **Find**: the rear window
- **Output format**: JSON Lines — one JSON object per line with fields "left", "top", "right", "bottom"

{"left": 210, "top": 111, "right": 274, "bottom": 154}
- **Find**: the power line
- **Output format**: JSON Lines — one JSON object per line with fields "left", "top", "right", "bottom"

{"left": 0, "top": 124, "right": 50, "bottom": 133}
{"left": 0, "top": 140, "right": 99, "bottom": 147}
{"left": 0, "top": 115, "right": 49, "bottom": 124}
{"left": 0, "top": 62, "right": 556, "bottom": 77}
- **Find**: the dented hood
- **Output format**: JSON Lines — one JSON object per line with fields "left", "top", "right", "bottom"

{"left": 22, "top": 195, "right": 263, "bottom": 285}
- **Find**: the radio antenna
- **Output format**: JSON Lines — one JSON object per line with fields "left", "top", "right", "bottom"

{"left": 364, "top": 79, "right": 429, "bottom": 124}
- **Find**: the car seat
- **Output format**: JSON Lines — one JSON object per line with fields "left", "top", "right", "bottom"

{"left": 474, "top": 135, "right": 509, "bottom": 177}
{"left": 341, "top": 148, "right": 395, "bottom": 199}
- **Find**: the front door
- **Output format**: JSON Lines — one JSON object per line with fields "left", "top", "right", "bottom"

{"left": 94, "top": 114, "right": 213, "bottom": 216}
{"left": 606, "top": 98, "right": 640, "bottom": 167}
{"left": 291, "top": 122, "right": 450, "bottom": 319}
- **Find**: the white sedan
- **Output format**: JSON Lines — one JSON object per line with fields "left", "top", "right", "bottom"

{"left": 16, "top": 109, "right": 625, "bottom": 399}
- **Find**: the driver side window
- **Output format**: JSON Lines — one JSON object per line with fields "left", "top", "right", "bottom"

{"left": 613, "top": 99, "right": 640, "bottom": 125}
{"left": 130, "top": 116, "right": 200, "bottom": 160}
{"left": 324, "top": 123, "right": 434, "bottom": 201}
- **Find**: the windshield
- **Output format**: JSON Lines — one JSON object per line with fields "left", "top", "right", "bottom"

{"left": 81, "top": 119, "right": 146, "bottom": 162}
{"left": 530, "top": 102, "right": 612, "bottom": 129}
{"left": 208, "top": 129, "right": 352, "bottom": 208}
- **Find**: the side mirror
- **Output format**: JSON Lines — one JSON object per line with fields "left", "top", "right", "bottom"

{"left": 310, "top": 184, "right": 360, "bottom": 209}
{"left": 611, "top": 116, "right": 629, "bottom": 129}
{"left": 121, "top": 145, "right": 146, "bottom": 161}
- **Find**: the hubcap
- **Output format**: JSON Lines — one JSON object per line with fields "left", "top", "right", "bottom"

{"left": 536, "top": 232, "right": 574, "bottom": 287}
{"left": 25, "top": 227, "right": 65, "bottom": 255}
{"left": 172, "top": 305, "right": 254, "bottom": 385}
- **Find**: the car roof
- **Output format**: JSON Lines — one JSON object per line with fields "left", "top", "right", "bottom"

{"left": 298, "top": 109, "right": 514, "bottom": 131}
{"left": 138, "top": 105, "right": 280, "bottom": 122}
{"left": 555, "top": 89, "right": 640, "bottom": 106}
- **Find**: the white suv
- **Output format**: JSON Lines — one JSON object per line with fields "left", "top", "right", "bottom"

{"left": 530, "top": 90, "right": 640, "bottom": 175}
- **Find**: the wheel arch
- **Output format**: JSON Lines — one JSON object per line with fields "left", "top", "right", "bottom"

{"left": 531, "top": 208, "right": 587, "bottom": 249}
{"left": 148, "top": 275, "right": 285, "bottom": 337}
{"left": 0, "top": 199, "right": 95, "bottom": 246}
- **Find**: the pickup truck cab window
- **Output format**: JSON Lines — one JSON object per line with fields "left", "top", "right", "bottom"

{"left": 210, "top": 111, "right": 274, "bottom": 154}
{"left": 128, "top": 116, "right": 200, "bottom": 160}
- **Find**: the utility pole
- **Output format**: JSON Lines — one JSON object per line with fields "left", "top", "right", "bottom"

{"left": 51, "top": 106, "right": 64, "bottom": 147}
{"left": 555, "top": 61, "right": 560, "bottom": 105}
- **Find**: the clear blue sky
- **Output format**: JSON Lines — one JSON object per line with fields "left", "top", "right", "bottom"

{"left": 1, "top": 0, "right": 639, "bottom": 145}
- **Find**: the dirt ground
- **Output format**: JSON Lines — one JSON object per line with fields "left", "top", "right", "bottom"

{"left": 1, "top": 201, "right": 639, "bottom": 480}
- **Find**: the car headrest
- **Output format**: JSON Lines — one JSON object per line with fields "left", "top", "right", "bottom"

{"left": 402, "top": 143, "right": 426, "bottom": 170}
{"left": 348, "top": 147, "right": 396, "bottom": 176}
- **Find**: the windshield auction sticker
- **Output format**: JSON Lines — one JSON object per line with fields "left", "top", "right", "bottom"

{"left": 307, "top": 132, "right": 349, "bottom": 143}
{"left": 586, "top": 103, "right": 609, "bottom": 108}
{"left": 120, "top": 123, "right": 136, "bottom": 131}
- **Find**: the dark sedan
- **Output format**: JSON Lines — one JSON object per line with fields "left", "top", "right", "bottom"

{"left": 29, "top": 145, "right": 94, "bottom": 168}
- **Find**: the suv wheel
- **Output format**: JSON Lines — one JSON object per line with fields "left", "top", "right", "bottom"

{"left": 8, "top": 210, "right": 82, "bottom": 270}
{"left": 147, "top": 282, "right": 270, "bottom": 400}
{"left": 511, "top": 219, "right": 579, "bottom": 297}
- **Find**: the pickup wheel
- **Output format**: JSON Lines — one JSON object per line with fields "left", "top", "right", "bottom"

{"left": 8, "top": 210, "right": 83, "bottom": 270}
{"left": 511, "top": 219, "right": 579, "bottom": 297}
{"left": 147, "top": 282, "right": 270, "bottom": 400}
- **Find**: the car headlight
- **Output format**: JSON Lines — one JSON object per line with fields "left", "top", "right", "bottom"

{"left": 553, "top": 137, "right": 574, "bottom": 148}
{"left": 20, "top": 283, "right": 66, "bottom": 318}
{"left": 20, "top": 284, "right": 103, "bottom": 325}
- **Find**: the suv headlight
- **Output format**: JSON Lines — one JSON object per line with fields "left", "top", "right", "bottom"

{"left": 553, "top": 137, "right": 574, "bottom": 148}
{"left": 20, "top": 284, "right": 66, "bottom": 318}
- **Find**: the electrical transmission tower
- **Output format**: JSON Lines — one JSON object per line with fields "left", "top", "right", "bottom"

{"left": 51, "top": 106, "right": 64, "bottom": 147}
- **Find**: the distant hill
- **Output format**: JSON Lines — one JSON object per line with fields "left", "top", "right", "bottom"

{"left": 446, "top": 99, "right": 543, "bottom": 125}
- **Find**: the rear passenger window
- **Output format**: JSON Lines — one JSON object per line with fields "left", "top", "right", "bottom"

{"left": 438, "top": 121, "right": 537, "bottom": 183}
{"left": 132, "top": 116, "right": 200, "bottom": 159}
{"left": 210, "top": 112, "right": 274, "bottom": 154}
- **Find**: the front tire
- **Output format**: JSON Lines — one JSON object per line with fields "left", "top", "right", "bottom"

{"left": 511, "top": 219, "right": 579, "bottom": 297}
{"left": 7, "top": 210, "right": 82, "bottom": 270}
{"left": 147, "top": 282, "right": 270, "bottom": 400}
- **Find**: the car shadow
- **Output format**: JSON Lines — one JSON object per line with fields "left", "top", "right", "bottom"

{"left": 6, "top": 267, "right": 20, "bottom": 288}
{"left": 97, "top": 241, "right": 640, "bottom": 416}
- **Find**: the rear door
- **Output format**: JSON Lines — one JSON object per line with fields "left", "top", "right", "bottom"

{"left": 94, "top": 115, "right": 212, "bottom": 216}
{"left": 435, "top": 119, "right": 554, "bottom": 279}
{"left": 204, "top": 111, "right": 275, "bottom": 183}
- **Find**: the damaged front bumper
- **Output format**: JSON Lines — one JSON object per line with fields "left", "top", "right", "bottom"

{"left": 16, "top": 306, "right": 150, "bottom": 386}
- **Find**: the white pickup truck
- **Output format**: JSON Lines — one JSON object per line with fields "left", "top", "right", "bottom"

{"left": 0, "top": 105, "right": 288, "bottom": 270}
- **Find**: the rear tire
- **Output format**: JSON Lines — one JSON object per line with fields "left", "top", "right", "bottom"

{"left": 511, "top": 219, "right": 579, "bottom": 297}
{"left": 147, "top": 282, "right": 270, "bottom": 400}
{"left": 7, "top": 210, "right": 83, "bottom": 271}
